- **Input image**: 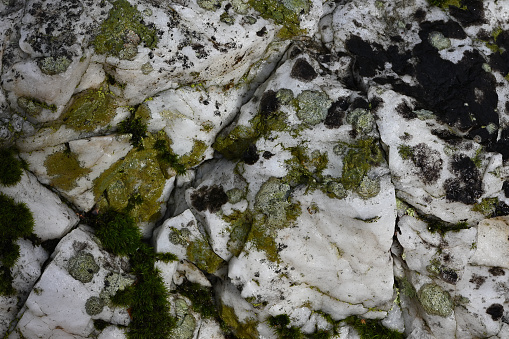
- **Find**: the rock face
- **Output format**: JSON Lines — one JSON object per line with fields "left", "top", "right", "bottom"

{"left": 3, "top": 0, "right": 509, "bottom": 338}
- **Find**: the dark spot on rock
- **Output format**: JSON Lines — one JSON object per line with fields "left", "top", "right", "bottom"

{"left": 289, "top": 47, "right": 302, "bottom": 58}
{"left": 351, "top": 97, "right": 369, "bottom": 110}
{"left": 487, "top": 303, "right": 504, "bottom": 321}
{"left": 489, "top": 127, "right": 509, "bottom": 160}
{"left": 290, "top": 58, "right": 318, "bottom": 82}
{"left": 191, "top": 185, "right": 228, "bottom": 213}
{"left": 494, "top": 201, "right": 509, "bottom": 217}
{"left": 504, "top": 181, "right": 509, "bottom": 198}
{"left": 369, "top": 97, "right": 383, "bottom": 112}
{"left": 396, "top": 101, "right": 416, "bottom": 119}
{"left": 431, "top": 129, "right": 463, "bottom": 145}
{"left": 243, "top": 144, "right": 259, "bottom": 165}
{"left": 346, "top": 35, "right": 387, "bottom": 77}
{"left": 412, "top": 143, "right": 443, "bottom": 184}
{"left": 440, "top": 267, "right": 458, "bottom": 284}
{"left": 259, "top": 90, "right": 279, "bottom": 116}
{"left": 444, "top": 153, "right": 483, "bottom": 204}
{"left": 256, "top": 26, "right": 267, "bottom": 36}
{"left": 489, "top": 267, "right": 505, "bottom": 276}
{"left": 262, "top": 151, "right": 274, "bottom": 159}
{"left": 414, "top": 8, "right": 426, "bottom": 21}
{"left": 449, "top": 0, "right": 486, "bottom": 27}
{"left": 469, "top": 274, "right": 486, "bottom": 289}
{"left": 324, "top": 100, "right": 346, "bottom": 129}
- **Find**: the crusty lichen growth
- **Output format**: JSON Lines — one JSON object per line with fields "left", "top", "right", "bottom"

{"left": 341, "top": 138, "right": 384, "bottom": 192}
{"left": 418, "top": 283, "right": 454, "bottom": 317}
{"left": 45, "top": 148, "right": 91, "bottom": 191}
{"left": 67, "top": 251, "right": 100, "bottom": 283}
{"left": 248, "top": 0, "right": 309, "bottom": 38}
{"left": 472, "top": 197, "right": 498, "bottom": 217}
{"left": 38, "top": 56, "right": 71, "bottom": 75}
{"left": 219, "top": 304, "right": 259, "bottom": 339}
{"left": 179, "top": 139, "right": 208, "bottom": 168}
{"left": 186, "top": 238, "right": 224, "bottom": 274}
{"left": 223, "top": 209, "right": 253, "bottom": 257}
{"left": 93, "top": 0, "right": 158, "bottom": 59}
{"left": 17, "top": 97, "right": 57, "bottom": 116}
{"left": 295, "top": 90, "right": 332, "bottom": 126}
{"left": 59, "top": 86, "right": 117, "bottom": 133}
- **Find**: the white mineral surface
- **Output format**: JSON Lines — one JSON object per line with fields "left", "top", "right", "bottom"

{"left": 2, "top": 0, "right": 509, "bottom": 338}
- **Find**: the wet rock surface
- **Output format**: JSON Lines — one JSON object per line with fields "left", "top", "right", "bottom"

{"left": 2, "top": 0, "right": 509, "bottom": 338}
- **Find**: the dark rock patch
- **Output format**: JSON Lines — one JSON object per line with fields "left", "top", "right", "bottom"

{"left": 191, "top": 185, "right": 228, "bottom": 213}
{"left": 243, "top": 144, "right": 259, "bottom": 165}
{"left": 262, "top": 151, "right": 274, "bottom": 159}
{"left": 444, "top": 154, "right": 483, "bottom": 204}
{"left": 449, "top": 0, "right": 486, "bottom": 27}
{"left": 489, "top": 267, "right": 505, "bottom": 276}
{"left": 486, "top": 303, "right": 504, "bottom": 321}
{"left": 412, "top": 143, "right": 443, "bottom": 184}
{"left": 396, "top": 101, "right": 416, "bottom": 120}
{"left": 469, "top": 274, "right": 486, "bottom": 290}
{"left": 290, "top": 58, "right": 318, "bottom": 82}
{"left": 259, "top": 90, "right": 279, "bottom": 116}
{"left": 324, "top": 100, "right": 346, "bottom": 129}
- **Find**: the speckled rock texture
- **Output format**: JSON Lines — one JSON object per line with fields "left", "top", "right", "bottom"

{"left": 3, "top": 0, "right": 509, "bottom": 338}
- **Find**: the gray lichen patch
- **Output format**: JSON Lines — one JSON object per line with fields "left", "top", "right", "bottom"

{"left": 38, "top": 56, "right": 72, "bottom": 75}
{"left": 85, "top": 296, "right": 105, "bottom": 316}
{"left": 346, "top": 108, "right": 375, "bottom": 134}
{"left": 418, "top": 283, "right": 454, "bottom": 317}
{"left": 254, "top": 177, "right": 292, "bottom": 226}
{"left": 67, "top": 251, "right": 100, "bottom": 283}
{"left": 428, "top": 31, "right": 451, "bottom": 51}
{"left": 171, "top": 298, "right": 197, "bottom": 338}
{"left": 295, "top": 90, "right": 332, "bottom": 126}
{"left": 356, "top": 175, "right": 381, "bottom": 199}
{"left": 197, "top": 0, "right": 222, "bottom": 11}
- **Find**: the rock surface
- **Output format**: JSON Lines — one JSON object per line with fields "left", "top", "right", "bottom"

{"left": 2, "top": 0, "right": 509, "bottom": 338}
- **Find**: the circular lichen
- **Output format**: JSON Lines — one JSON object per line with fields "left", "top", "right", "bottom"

{"left": 326, "top": 180, "right": 347, "bottom": 199}
{"left": 85, "top": 296, "right": 105, "bottom": 316}
{"left": 428, "top": 31, "right": 451, "bottom": 51}
{"left": 418, "top": 283, "right": 454, "bottom": 317}
{"left": 226, "top": 188, "right": 244, "bottom": 204}
{"left": 296, "top": 90, "right": 332, "bottom": 126}
{"left": 67, "top": 251, "right": 100, "bottom": 283}
{"left": 276, "top": 88, "right": 294, "bottom": 105}
{"left": 38, "top": 56, "right": 72, "bottom": 75}
{"left": 346, "top": 108, "right": 375, "bottom": 134}
{"left": 141, "top": 62, "right": 153, "bottom": 75}
{"left": 356, "top": 176, "right": 381, "bottom": 199}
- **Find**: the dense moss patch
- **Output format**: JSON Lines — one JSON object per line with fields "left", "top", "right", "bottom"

{"left": 118, "top": 116, "right": 148, "bottom": 149}
{"left": 248, "top": 0, "right": 308, "bottom": 38}
{"left": 90, "top": 209, "right": 177, "bottom": 339}
{"left": 93, "top": 0, "right": 158, "bottom": 58}
{"left": 344, "top": 316, "right": 404, "bottom": 339}
{"left": 0, "top": 148, "right": 25, "bottom": 186}
{"left": 0, "top": 193, "right": 34, "bottom": 295}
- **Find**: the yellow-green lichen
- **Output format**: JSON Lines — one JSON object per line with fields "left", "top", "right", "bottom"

{"left": 341, "top": 138, "right": 384, "bottom": 191}
{"left": 38, "top": 56, "right": 72, "bottom": 75}
{"left": 248, "top": 0, "right": 309, "bottom": 38}
{"left": 186, "top": 238, "right": 224, "bottom": 274}
{"left": 93, "top": 0, "right": 158, "bottom": 59}
{"left": 418, "top": 283, "right": 454, "bottom": 317}
{"left": 45, "top": 149, "right": 91, "bottom": 191}
{"left": 219, "top": 304, "right": 259, "bottom": 339}
{"left": 283, "top": 146, "right": 328, "bottom": 190}
{"left": 223, "top": 209, "right": 253, "bottom": 257}
{"left": 472, "top": 197, "right": 498, "bottom": 217}
{"left": 179, "top": 139, "right": 208, "bottom": 168}
{"left": 59, "top": 86, "right": 117, "bottom": 132}
{"left": 93, "top": 135, "right": 169, "bottom": 223}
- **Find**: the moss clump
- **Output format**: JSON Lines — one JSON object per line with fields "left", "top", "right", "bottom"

{"left": 397, "top": 144, "right": 413, "bottom": 160}
{"left": 93, "top": 0, "right": 158, "bottom": 58}
{"left": 45, "top": 148, "right": 91, "bottom": 191}
{"left": 284, "top": 146, "right": 328, "bottom": 190}
{"left": 60, "top": 86, "right": 117, "bottom": 132}
{"left": 472, "top": 197, "right": 498, "bottom": 217}
{"left": 418, "top": 283, "right": 454, "bottom": 317}
{"left": 118, "top": 116, "right": 147, "bottom": 149}
{"left": 341, "top": 138, "right": 384, "bottom": 191}
{"left": 153, "top": 137, "right": 187, "bottom": 175}
{"left": 268, "top": 314, "right": 303, "bottom": 339}
{"left": 92, "top": 210, "right": 176, "bottom": 339}
{"left": 248, "top": 0, "right": 308, "bottom": 38}
{"left": 0, "top": 193, "right": 34, "bottom": 295}
{"left": 344, "top": 316, "right": 404, "bottom": 339}
{"left": 179, "top": 139, "right": 208, "bottom": 168}
{"left": 422, "top": 215, "right": 469, "bottom": 235}
{"left": 38, "top": 56, "right": 72, "bottom": 75}
{"left": 0, "top": 148, "right": 24, "bottom": 186}
{"left": 175, "top": 280, "right": 218, "bottom": 319}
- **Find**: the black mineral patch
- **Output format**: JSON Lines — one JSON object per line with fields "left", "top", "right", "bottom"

{"left": 489, "top": 128, "right": 509, "bottom": 160}
{"left": 396, "top": 101, "right": 416, "bottom": 120}
{"left": 262, "top": 151, "right": 274, "bottom": 159}
{"left": 487, "top": 303, "right": 504, "bottom": 321}
{"left": 242, "top": 144, "right": 259, "bottom": 165}
{"left": 290, "top": 58, "right": 318, "bottom": 82}
{"left": 503, "top": 181, "right": 509, "bottom": 198}
{"left": 489, "top": 267, "right": 505, "bottom": 276}
{"left": 414, "top": 8, "right": 426, "bottom": 22}
{"left": 259, "top": 90, "right": 279, "bottom": 116}
{"left": 351, "top": 97, "right": 369, "bottom": 110}
{"left": 412, "top": 143, "right": 443, "bottom": 184}
{"left": 469, "top": 274, "right": 486, "bottom": 289}
{"left": 440, "top": 267, "right": 459, "bottom": 284}
{"left": 346, "top": 35, "right": 386, "bottom": 77}
{"left": 449, "top": 0, "right": 486, "bottom": 27}
{"left": 324, "top": 100, "right": 346, "bottom": 129}
{"left": 431, "top": 129, "right": 463, "bottom": 145}
{"left": 444, "top": 153, "right": 483, "bottom": 204}
{"left": 191, "top": 185, "right": 228, "bottom": 213}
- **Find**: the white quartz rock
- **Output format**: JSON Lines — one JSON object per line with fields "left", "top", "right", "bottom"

{"left": 470, "top": 216, "right": 509, "bottom": 269}
{"left": 0, "top": 171, "right": 79, "bottom": 240}
{"left": 13, "top": 225, "right": 133, "bottom": 338}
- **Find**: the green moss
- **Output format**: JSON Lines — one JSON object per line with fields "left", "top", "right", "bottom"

{"left": 118, "top": 116, "right": 147, "bottom": 149}
{"left": 93, "top": 0, "right": 158, "bottom": 58}
{"left": 38, "top": 56, "right": 72, "bottom": 75}
{"left": 344, "top": 316, "right": 404, "bottom": 339}
{"left": 0, "top": 192, "right": 34, "bottom": 295}
{"left": 45, "top": 148, "right": 91, "bottom": 191}
{"left": 418, "top": 283, "right": 454, "bottom": 317}
{"left": 219, "top": 304, "right": 259, "bottom": 339}
{"left": 427, "top": 0, "right": 463, "bottom": 9}
{"left": 93, "top": 319, "right": 110, "bottom": 331}
{"left": 17, "top": 97, "right": 57, "bottom": 116}
{"left": 93, "top": 135, "right": 170, "bottom": 223}
{"left": 268, "top": 314, "right": 303, "bottom": 339}
{"left": 92, "top": 209, "right": 176, "bottom": 338}
{"left": 341, "top": 138, "right": 384, "bottom": 191}
{"left": 248, "top": 0, "right": 308, "bottom": 38}
{"left": 175, "top": 280, "right": 218, "bottom": 318}
{"left": 153, "top": 137, "right": 187, "bottom": 175}
{"left": 0, "top": 148, "right": 24, "bottom": 186}
{"left": 397, "top": 144, "right": 413, "bottom": 160}
{"left": 284, "top": 146, "right": 328, "bottom": 190}
{"left": 186, "top": 238, "right": 224, "bottom": 274}
{"left": 472, "top": 197, "right": 498, "bottom": 217}
{"left": 59, "top": 86, "right": 117, "bottom": 132}
{"left": 422, "top": 215, "right": 470, "bottom": 235}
